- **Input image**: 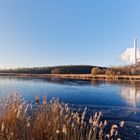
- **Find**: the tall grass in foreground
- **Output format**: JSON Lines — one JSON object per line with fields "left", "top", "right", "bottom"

{"left": 0, "top": 94, "right": 124, "bottom": 140}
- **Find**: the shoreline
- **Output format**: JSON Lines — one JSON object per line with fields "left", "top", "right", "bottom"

{"left": 0, "top": 73, "right": 140, "bottom": 81}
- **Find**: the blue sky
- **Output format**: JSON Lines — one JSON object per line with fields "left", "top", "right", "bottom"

{"left": 0, "top": 0, "right": 140, "bottom": 68}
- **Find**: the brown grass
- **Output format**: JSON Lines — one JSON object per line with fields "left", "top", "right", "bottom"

{"left": 0, "top": 94, "right": 124, "bottom": 140}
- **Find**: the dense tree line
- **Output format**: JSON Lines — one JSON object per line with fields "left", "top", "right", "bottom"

{"left": 91, "top": 66, "right": 140, "bottom": 75}
{"left": 0, "top": 65, "right": 97, "bottom": 74}
{"left": 1, "top": 65, "right": 138, "bottom": 75}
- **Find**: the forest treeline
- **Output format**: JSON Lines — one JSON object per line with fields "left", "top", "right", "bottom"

{"left": 0, "top": 65, "right": 139, "bottom": 75}
{"left": 91, "top": 65, "right": 140, "bottom": 75}
{"left": 0, "top": 65, "right": 103, "bottom": 74}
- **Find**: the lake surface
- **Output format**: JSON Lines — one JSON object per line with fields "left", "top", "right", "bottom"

{"left": 0, "top": 76, "right": 140, "bottom": 108}
{"left": 1, "top": 76, "right": 140, "bottom": 139}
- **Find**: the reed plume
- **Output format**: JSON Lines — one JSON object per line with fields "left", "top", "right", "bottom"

{"left": 0, "top": 94, "right": 124, "bottom": 140}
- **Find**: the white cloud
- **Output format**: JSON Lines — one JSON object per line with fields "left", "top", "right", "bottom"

{"left": 120, "top": 47, "right": 140, "bottom": 64}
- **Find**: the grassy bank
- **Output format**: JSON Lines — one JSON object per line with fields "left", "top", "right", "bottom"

{"left": 0, "top": 94, "right": 124, "bottom": 140}
{"left": 1, "top": 73, "right": 140, "bottom": 81}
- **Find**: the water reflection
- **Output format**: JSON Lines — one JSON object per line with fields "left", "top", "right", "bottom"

{"left": 120, "top": 83, "right": 140, "bottom": 107}
{"left": 91, "top": 80, "right": 140, "bottom": 107}
{"left": 0, "top": 77, "right": 140, "bottom": 108}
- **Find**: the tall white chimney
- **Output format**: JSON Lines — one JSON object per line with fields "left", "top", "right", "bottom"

{"left": 134, "top": 38, "right": 137, "bottom": 67}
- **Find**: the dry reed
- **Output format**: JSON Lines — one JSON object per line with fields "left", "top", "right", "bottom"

{"left": 0, "top": 94, "right": 124, "bottom": 140}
